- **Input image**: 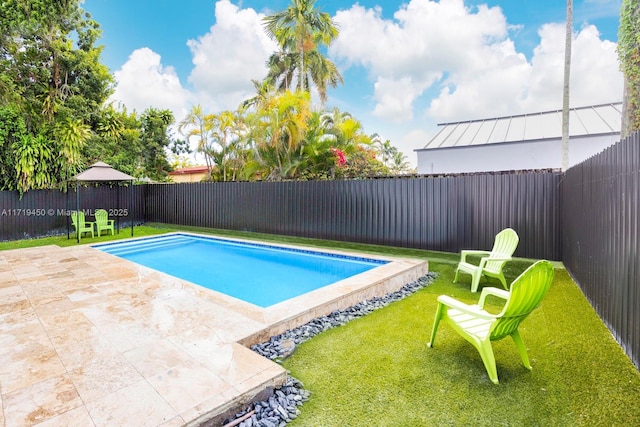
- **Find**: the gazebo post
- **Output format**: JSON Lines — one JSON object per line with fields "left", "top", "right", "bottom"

{"left": 66, "top": 188, "right": 70, "bottom": 240}
{"left": 130, "top": 180, "right": 134, "bottom": 237}
{"left": 76, "top": 182, "right": 80, "bottom": 244}
{"left": 116, "top": 184, "right": 120, "bottom": 234}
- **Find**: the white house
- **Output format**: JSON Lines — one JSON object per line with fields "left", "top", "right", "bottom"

{"left": 415, "top": 102, "right": 622, "bottom": 174}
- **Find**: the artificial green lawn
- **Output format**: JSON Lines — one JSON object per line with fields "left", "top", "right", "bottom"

{"left": 282, "top": 262, "right": 640, "bottom": 426}
{"left": 2, "top": 224, "right": 640, "bottom": 425}
{"left": 0, "top": 225, "right": 170, "bottom": 250}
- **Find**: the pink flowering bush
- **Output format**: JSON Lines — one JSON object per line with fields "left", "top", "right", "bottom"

{"left": 330, "top": 147, "right": 347, "bottom": 167}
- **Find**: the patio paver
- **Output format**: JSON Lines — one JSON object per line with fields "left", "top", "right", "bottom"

{"left": 0, "top": 236, "right": 428, "bottom": 426}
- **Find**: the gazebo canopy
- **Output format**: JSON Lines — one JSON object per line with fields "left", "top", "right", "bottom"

{"left": 73, "top": 161, "right": 134, "bottom": 182}
{"left": 70, "top": 161, "right": 135, "bottom": 242}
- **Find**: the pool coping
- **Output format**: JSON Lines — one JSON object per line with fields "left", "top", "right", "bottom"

{"left": 101, "top": 232, "right": 430, "bottom": 424}
{"left": 0, "top": 232, "right": 428, "bottom": 426}
{"left": 94, "top": 232, "right": 430, "bottom": 344}
{"left": 93, "top": 232, "right": 430, "bottom": 424}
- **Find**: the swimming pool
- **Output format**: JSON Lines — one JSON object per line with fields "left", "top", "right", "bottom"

{"left": 93, "top": 234, "right": 388, "bottom": 307}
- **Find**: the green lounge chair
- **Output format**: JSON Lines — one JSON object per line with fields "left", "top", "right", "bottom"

{"left": 427, "top": 260, "right": 554, "bottom": 384}
{"left": 71, "top": 211, "right": 95, "bottom": 240}
{"left": 454, "top": 228, "right": 519, "bottom": 292}
{"left": 95, "top": 209, "right": 115, "bottom": 236}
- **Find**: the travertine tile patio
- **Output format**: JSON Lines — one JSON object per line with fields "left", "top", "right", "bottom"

{"left": 0, "top": 235, "right": 428, "bottom": 426}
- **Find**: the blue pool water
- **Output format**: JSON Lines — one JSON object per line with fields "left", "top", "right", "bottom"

{"left": 93, "top": 234, "right": 387, "bottom": 307}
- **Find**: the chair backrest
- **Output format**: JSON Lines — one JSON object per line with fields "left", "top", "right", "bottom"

{"left": 490, "top": 260, "right": 554, "bottom": 340}
{"left": 484, "top": 228, "right": 519, "bottom": 273}
{"left": 71, "top": 211, "right": 84, "bottom": 227}
{"left": 95, "top": 209, "right": 108, "bottom": 225}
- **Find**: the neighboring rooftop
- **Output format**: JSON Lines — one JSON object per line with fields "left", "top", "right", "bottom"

{"left": 422, "top": 102, "right": 622, "bottom": 150}
{"left": 168, "top": 166, "right": 211, "bottom": 176}
{"left": 168, "top": 166, "right": 212, "bottom": 183}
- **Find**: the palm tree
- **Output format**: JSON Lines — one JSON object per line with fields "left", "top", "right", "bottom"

{"left": 319, "top": 107, "right": 352, "bottom": 139}
{"left": 305, "top": 49, "right": 342, "bottom": 102}
{"left": 265, "top": 50, "right": 296, "bottom": 93}
{"left": 320, "top": 107, "right": 371, "bottom": 147}
{"left": 561, "top": 0, "right": 572, "bottom": 171}
{"left": 247, "top": 90, "right": 311, "bottom": 180}
{"left": 389, "top": 150, "right": 412, "bottom": 175}
{"left": 178, "top": 105, "right": 216, "bottom": 179}
{"left": 210, "top": 110, "right": 247, "bottom": 182}
{"left": 242, "top": 79, "right": 275, "bottom": 111}
{"left": 263, "top": 0, "right": 343, "bottom": 103}
{"left": 372, "top": 135, "right": 396, "bottom": 166}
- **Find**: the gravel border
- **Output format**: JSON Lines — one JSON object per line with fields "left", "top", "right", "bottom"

{"left": 222, "top": 272, "right": 438, "bottom": 427}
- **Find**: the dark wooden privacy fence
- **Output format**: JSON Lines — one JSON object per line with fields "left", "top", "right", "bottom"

{"left": 562, "top": 131, "right": 640, "bottom": 369}
{"left": 145, "top": 171, "right": 562, "bottom": 260}
{"left": 1, "top": 140, "right": 638, "bottom": 369}
{"left": 0, "top": 185, "right": 145, "bottom": 241}
{"left": 1, "top": 172, "right": 562, "bottom": 260}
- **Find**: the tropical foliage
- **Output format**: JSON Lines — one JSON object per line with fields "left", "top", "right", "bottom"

{"left": 0, "top": 0, "right": 181, "bottom": 192}
{"left": 180, "top": 88, "right": 409, "bottom": 182}
{"left": 176, "top": 0, "right": 411, "bottom": 182}
{"left": 0, "top": 0, "right": 412, "bottom": 191}
{"left": 179, "top": 106, "right": 247, "bottom": 182}
{"left": 618, "top": 0, "right": 640, "bottom": 138}
{"left": 263, "top": 0, "right": 343, "bottom": 103}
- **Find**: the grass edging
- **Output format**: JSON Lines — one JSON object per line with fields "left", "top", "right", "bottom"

{"left": 222, "top": 273, "right": 438, "bottom": 426}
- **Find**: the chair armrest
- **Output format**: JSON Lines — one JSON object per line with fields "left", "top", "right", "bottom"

{"left": 478, "top": 287, "right": 510, "bottom": 308}
{"left": 482, "top": 256, "right": 512, "bottom": 262}
{"left": 460, "top": 250, "right": 491, "bottom": 263}
{"left": 478, "top": 256, "right": 512, "bottom": 270}
{"left": 437, "top": 295, "right": 497, "bottom": 320}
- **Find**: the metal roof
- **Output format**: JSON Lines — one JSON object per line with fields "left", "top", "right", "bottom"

{"left": 423, "top": 102, "right": 622, "bottom": 149}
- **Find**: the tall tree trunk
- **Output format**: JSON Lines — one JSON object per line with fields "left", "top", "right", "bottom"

{"left": 561, "top": 0, "right": 572, "bottom": 171}
{"left": 621, "top": 80, "right": 631, "bottom": 139}
{"left": 299, "top": 48, "right": 305, "bottom": 91}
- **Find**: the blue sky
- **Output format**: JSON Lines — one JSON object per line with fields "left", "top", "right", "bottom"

{"left": 83, "top": 0, "right": 623, "bottom": 166}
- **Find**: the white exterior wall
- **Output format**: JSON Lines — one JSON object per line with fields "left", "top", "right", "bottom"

{"left": 415, "top": 134, "right": 619, "bottom": 174}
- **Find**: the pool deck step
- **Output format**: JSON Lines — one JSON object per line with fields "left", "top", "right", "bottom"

{"left": 94, "top": 235, "right": 193, "bottom": 256}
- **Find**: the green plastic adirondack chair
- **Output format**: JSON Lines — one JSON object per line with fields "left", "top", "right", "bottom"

{"left": 454, "top": 228, "right": 519, "bottom": 292}
{"left": 95, "top": 209, "right": 115, "bottom": 236}
{"left": 71, "top": 211, "right": 95, "bottom": 240}
{"left": 427, "top": 260, "right": 554, "bottom": 384}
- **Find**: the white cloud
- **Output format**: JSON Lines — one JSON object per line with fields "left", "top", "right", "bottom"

{"left": 330, "top": 0, "right": 622, "bottom": 127}
{"left": 109, "top": 47, "right": 191, "bottom": 118}
{"left": 109, "top": 1, "right": 276, "bottom": 118}
{"left": 426, "top": 37, "right": 532, "bottom": 121}
{"left": 186, "top": 0, "right": 277, "bottom": 111}
{"left": 399, "top": 128, "right": 433, "bottom": 159}
{"left": 430, "top": 23, "right": 622, "bottom": 121}
{"left": 565, "top": 24, "right": 621, "bottom": 106}
{"left": 109, "top": 1, "right": 278, "bottom": 162}
{"left": 372, "top": 77, "right": 423, "bottom": 122}
{"left": 331, "top": 0, "right": 509, "bottom": 122}
{"left": 106, "top": 0, "right": 622, "bottom": 168}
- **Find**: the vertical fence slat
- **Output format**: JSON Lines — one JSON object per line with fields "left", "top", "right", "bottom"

{"left": 562, "top": 130, "right": 640, "bottom": 370}
{"left": 3, "top": 150, "right": 637, "bottom": 370}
